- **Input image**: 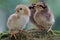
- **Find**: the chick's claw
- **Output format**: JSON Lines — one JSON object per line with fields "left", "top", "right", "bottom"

{"left": 19, "top": 30, "right": 25, "bottom": 33}
{"left": 10, "top": 32, "right": 17, "bottom": 39}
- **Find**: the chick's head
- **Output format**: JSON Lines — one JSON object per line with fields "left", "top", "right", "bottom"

{"left": 35, "top": 2, "right": 48, "bottom": 12}
{"left": 16, "top": 4, "right": 30, "bottom": 16}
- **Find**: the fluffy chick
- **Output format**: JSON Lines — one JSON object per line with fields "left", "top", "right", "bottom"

{"left": 29, "top": 2, "right": 55, "bottom": 34}
{"left": 29, "top": 4, "right": 39, "bottom": 27}
{"left": 34, "top": 2, "right": 55, "bottom": 34}
{"left": 7, "top": 4, "right": 30, "bottom": 38}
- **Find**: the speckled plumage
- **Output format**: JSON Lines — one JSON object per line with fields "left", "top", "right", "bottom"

{"left": 29, "top": 2, "right": 55, "bottom": 33}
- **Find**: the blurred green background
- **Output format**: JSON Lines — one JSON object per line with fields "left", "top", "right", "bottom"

{"left": 0, "top": 0, "right": 60, "bottom": 32}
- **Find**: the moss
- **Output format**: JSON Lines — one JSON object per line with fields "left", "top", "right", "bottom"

{"left": 0, "top": 30, "right": 60, "bottom": 40}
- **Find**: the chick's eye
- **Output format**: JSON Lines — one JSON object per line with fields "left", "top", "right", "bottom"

{"left": 20, "top": 8, "right": 22, "bottom": 10}
{"left": 37, "top": 5, "right": 47, "bottom": 9}
{"left": 37, "top": 5, "right": 43, "bottom": 7}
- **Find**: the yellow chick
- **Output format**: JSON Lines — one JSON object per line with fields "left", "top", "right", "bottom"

{"left": 7, "top": 4, "right": 30, "bottom": 38}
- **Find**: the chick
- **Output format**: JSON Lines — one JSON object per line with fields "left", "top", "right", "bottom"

{"left": 7, "top": 4, "right": 30, "bottom": 38}
{"left": 29, "top": 2, "right": 55, "bottom": 34}
{"left": 34, "top": 2, "right": 55, "bottom": 34}
{"left": 29, "top": 4, "right": 39, "bottom": 27}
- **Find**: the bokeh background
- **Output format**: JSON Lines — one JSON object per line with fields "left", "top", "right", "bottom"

{"left": 0, "top": 0, "right": 60, "bottom": 32}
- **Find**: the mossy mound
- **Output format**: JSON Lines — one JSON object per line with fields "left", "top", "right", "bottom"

{"left": 0, "top": 30, "right": 60, "bottom": 40}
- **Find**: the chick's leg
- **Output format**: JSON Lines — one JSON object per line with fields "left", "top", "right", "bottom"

{"left": 10, "top": 29, "right": 17, "bottom": 39}
{"left": 48, "top": 28, "right": 56, "bottom": 35}
{"left": 38, "top": 26, "right": 45, "bottom": 30}
{"left": 19, "top": 30, "right": 25, "bottom": 33}
{"left": 18, "top": 25, "right": 27, "bottom": 33}
{"left": 18, "top": 30, "right": 28, "bottom": 33}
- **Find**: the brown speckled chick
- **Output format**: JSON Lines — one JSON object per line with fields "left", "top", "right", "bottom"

{"left": 29, "top": 2, "right": 55, "bottom": 34}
